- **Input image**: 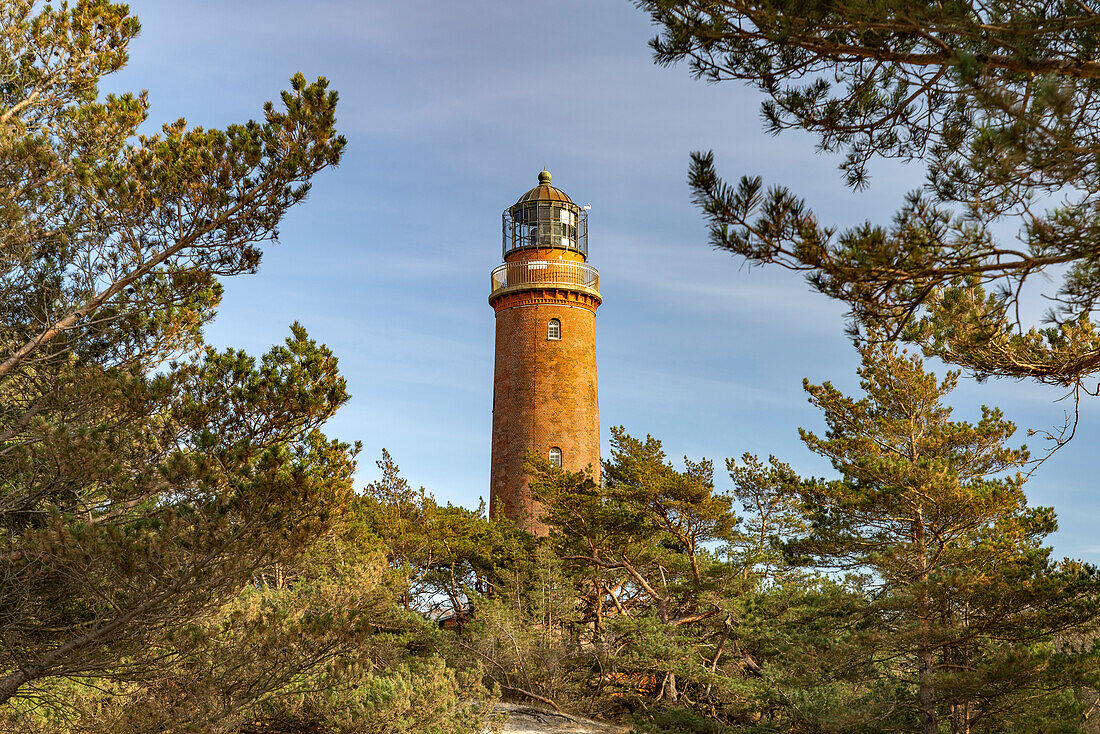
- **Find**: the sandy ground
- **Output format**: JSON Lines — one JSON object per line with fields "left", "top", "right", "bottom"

{"left": 490, "top": 703, "right": 631, "bottom": 734}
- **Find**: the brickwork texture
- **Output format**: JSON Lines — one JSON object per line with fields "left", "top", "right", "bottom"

{"left": 489, "top": 278, "right": 600, "bottom": 536}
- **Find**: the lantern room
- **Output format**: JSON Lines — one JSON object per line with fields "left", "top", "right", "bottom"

{"left": 502, "top": 170, "right": 588, "bottom": 260}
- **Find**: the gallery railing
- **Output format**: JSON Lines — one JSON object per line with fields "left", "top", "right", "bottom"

{"left": 490, "top": 260, "right": 600, "bottom": 298}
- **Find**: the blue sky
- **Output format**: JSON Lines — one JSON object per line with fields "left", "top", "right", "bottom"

{"left": 111, "top": 1, "right": 1100, "bottom": 560}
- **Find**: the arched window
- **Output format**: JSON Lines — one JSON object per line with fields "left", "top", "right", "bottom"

{"left": 547, "top": 318, "right": 561, "bottom": 340}
{"left": 549, "top": 447, "right": 562, "bottom": 467}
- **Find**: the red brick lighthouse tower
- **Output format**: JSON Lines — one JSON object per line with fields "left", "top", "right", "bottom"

{"left": 489, "top": 171, "right": 601, "bottom": 536}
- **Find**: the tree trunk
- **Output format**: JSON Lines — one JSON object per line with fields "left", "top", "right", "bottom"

{"left": 919, "top": 640, "right": 936, "bottom": 734}
{"left": 660, "top": 671, "right": 679, "bottom": 703}
{"left": 592, "top": 579, "right": 604, "bottom": 639}
{"left": 915, "top": 510, "right": 936, "bottom": 734}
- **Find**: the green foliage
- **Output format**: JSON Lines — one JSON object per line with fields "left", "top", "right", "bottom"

{"left": 779, "top": 342, "right": 1100, "bottom": 732}
{"left": 361, "top": 449, "right": 533, "bottom": 617}
{"left": 638, "top": 0, "right": 1100, "bottom": 389}
{"left": 726, "top": 453, "right": 808, "bottom": 582}
{"left": 258, "top": 658, "right": 491, "bottom": 734}
{"left": 532, "top": 427, "right": 737, "bottom": 594}
{"left": 3, "top": 520, "right": 495, "bottom": 734}
{"left": 633, "top": 706, "right": 737, "bottom": 734}
{"left": 449, "top": 544, "right": 588, "bottom": 712}
{"left": 461, "top": 348, "right": 1100, "bottom": 733}
{"left": 524, "top": 430, "right": 801, "bottom": 722}
{"left": 0, "top": 0, "right": 380, "bottom": 725}
{"left": 1, "top": 321, "right": 359, "bottom": 710}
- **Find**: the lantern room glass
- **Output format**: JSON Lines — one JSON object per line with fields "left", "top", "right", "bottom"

{"left": 503, "top": 201, "right": 588, "bottom": 259}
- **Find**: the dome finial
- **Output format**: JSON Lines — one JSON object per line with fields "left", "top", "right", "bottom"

{"left": 538, "top": 169, "right": 551, "bottom": 185}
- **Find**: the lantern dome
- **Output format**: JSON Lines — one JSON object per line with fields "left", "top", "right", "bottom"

{"left": 512, "top": 170, "right": 575, "bottom": 206}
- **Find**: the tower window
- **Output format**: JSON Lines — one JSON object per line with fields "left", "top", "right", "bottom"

{"left": 549, "top": 447, "right": 562, "bottom": 467}
{"left": 547, "top": 318, "right": 561, "bottom": 340}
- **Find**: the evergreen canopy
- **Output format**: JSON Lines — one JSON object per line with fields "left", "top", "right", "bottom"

{"left": 0, "top": 0, "right": 354, "bottom": 712}
{"left": 639, "top": 0, "right": 1100, "bottom": 392}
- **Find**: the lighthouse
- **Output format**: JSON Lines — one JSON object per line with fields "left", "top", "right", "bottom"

{"left": 489, "top": 171, "right": 601, "bottom": 536}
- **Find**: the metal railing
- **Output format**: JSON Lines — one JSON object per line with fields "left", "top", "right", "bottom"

{"left": 490, "top": 260, "right": 600, "bottom": 297}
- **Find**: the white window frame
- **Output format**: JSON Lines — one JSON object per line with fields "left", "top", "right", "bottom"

{"left": 549, "top": 447, "right": 563, "bottom": 467}
{"left": 547, "top": 318, "right": 561, "bottom": 340}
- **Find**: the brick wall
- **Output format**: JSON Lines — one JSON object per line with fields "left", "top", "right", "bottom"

{"left": 489, "top": 290, "right": 600, "bottom": 536}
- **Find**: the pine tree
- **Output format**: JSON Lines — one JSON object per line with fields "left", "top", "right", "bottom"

{"left": 360, "top": 449, "right": 534, "bottom": 624}
{"left": 0, "top": 0, "right": 354, "bottom": 715}
{"left": 528, "top": 430, "right": 781, "bottom": 720}
{"left": 785, "top": 342, "right": 1100, "bottom": 732}
{"left": 636, "top": 0, "right": 1100, "bottom": 390}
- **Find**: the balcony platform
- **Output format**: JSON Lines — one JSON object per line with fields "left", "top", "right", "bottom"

{"left": 489, "top": 260, "right": 600, "bottom": 301}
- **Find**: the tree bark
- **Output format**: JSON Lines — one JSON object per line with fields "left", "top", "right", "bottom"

{"left": 919, "top": 640, "right": 936, "bottom": 734}
{"left": 660, "top": 671, "right": 679, "bottom": 703}
{"left": 915, "top": 509, "right": 937, "bottom": 734}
